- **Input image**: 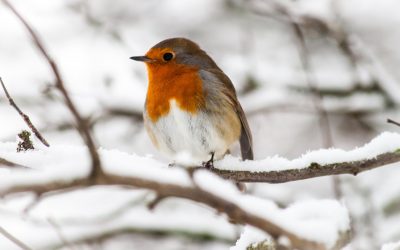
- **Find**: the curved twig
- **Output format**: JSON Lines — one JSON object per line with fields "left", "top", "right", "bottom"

{"left": 2, "top": 0, "right": 102, "bottom": 178}
{"left": 0, "top": 77, "right": 50, "bottom": 147}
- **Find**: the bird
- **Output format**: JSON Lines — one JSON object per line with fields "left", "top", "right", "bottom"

{"left": 130, "top": 37, "right": 253, "bottom": 167}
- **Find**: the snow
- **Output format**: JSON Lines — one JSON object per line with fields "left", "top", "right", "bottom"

{"left": 382, "top": 241, "right": 400, "bottom": 250}
{"left": 0, "top": 139, "right": 354, "bottom": 249}
{"left": 230, "top": 226, "right": 270, "bottom": 250}
{"left": 0, "top": 143, "right": 90, "bottom": 191}
{"left": 100, "top": 148, "right": 192, "bottom": 186}
{"left": 216, "top": 132, "right": 400, "bottom": 172}
{"left": 0, "top": 193, "right": 237, "bottom": 250}
{"left": 194, "top": 170, "right": 349, "bottom": 248}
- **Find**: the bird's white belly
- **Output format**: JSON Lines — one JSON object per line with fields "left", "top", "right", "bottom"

{"left": 146, "top": 100, "right": 228, "bottom": 164}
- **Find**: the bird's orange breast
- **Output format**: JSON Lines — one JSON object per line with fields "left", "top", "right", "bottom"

{"left": 145, "top": 62, "right": 205, "bottom": 122}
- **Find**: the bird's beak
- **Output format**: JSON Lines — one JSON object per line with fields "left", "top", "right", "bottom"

{"left": 130, "top": 56, "right": 153, "bottom": 62}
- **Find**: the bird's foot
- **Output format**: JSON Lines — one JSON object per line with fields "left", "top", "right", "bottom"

{"left": 202, "top": 160, "right": 214, "bottom": 169}
{"left": 202, "top": 152, "right": 215, "bottom": 169}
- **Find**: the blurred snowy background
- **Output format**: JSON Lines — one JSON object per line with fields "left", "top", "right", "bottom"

{"left": 1, "top": 0, "right": 400, "bottom": 249}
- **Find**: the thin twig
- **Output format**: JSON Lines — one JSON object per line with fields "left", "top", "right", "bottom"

{"left": 289, "top": 15, "right": 342, "bottom": 198}
{"left": 0, "top": 226, "right": 33, "bottom": 250}
{"left": 387, "top": 119, "right": 400, "bottom": 128}
{"left": 286, "top": 11, "right": 333, "bottom": 148}
{"left": 2, "top": 0, "right": 102, "bottom": 179}
{"left": 252, "top": 0, "right": 340, "bottom": 197}
{"left": 248, "top": 0, "right": 395, "bottom": 106}
{"left": 0, "top": 77, "right": 49, "bottom": 147}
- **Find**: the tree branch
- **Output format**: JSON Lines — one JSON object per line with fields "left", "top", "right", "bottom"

{"left": 0, "top": 77, "right": 50, "bottom": 147}
{"left": 2, "top": 0, "right": 102, "bottom": 179}
{"left": 247, "top": 0, "right": 397, "bottom": 107}
{"left": 0, "top": 170, "right": 334, "bottom": 250}
{"left": 1, "top": 145, "right": 398, "bottom": 249}
{"left": 211, "top": 151, "right": 400, "bottom": 183}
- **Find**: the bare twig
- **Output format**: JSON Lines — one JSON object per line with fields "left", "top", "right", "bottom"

{"left": 0, "top": 226, "right": 33, "bottom": 250}
{"left": 247, "top": 0, "right": 395, "bottom": 106}
{"left": 387, "top": 119, "right": 400, "bottom": 128}
{"left": 248, "top": 0, "right": 346, "bottom": 198}
{"left": 0, "top": 77, "right": 49, "bottom": 147}
{"left": 270, "top": 3, "right": 333, "bottom": 148}
{"left": 288, "top": 13, "right": 343, "bottom": 198}
{"left": 256, "top": 0, "right": 340, "bottom": 197}
{"left": 2, "top": 0, "right": 102, "bottom": 179}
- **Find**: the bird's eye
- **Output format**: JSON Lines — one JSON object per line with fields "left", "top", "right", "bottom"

{"left": 163, "top": 52, "right": 174, "bottom": 61}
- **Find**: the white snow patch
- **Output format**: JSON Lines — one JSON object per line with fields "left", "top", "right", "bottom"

{"left": 99, "top": 148, "right": 192, "bottom": 186}
{"left": 194, "top": 170, "right": 349, "bottom": 248}
{"left": 230, "top": 226, "right": 270, "bottom": 250}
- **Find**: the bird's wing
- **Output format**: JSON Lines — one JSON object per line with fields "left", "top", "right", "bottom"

{"left": 234, "top": 98, "right": 254, "bottom": 160}
{"left": 200, "top": 69, "right": 254, "bottom": 160}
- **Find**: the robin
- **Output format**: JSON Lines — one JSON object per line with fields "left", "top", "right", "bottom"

{"left": 130, "top": 37, "right": 253, "bottom": 167}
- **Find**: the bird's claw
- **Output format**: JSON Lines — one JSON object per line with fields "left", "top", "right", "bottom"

{"left": 202, "top": 152, "right": 215, "bottom": 169}
{"left": 202, "top": 160, "right": 214, "bottom": 169}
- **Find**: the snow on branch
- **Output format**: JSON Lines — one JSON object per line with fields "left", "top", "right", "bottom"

{"left": 0, "top": 142, "right": 352, "bottom": 250}
{"left": 212, "top": 132, "right": 400, "bottom": 182}
{"left": 0, "top": 131, "right": 399, "bottom": 249}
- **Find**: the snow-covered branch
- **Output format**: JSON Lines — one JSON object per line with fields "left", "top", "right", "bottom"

{"left": 210, "top": 132, "right": 400, "bottom": 182}
{"left": 0, "top": 142, "right": 353, "bottom": 250}
{"left": 212, "top": 151, "right": 400, "bottom": 183}
{"left": 0, "top": 131, "right": 398, "bottom": 249}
